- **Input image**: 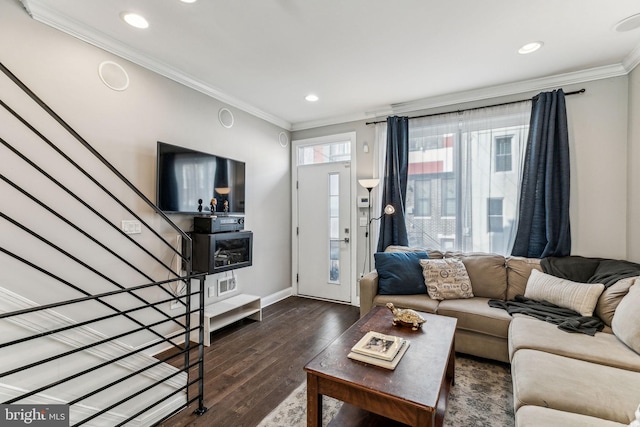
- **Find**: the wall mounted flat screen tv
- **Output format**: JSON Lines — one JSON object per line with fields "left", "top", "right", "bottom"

{"left": 156, "top": 141, "right": 245, "bottom": 214}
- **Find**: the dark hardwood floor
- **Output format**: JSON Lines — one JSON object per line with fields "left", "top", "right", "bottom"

{"left": 157, "top": 296, "right": 360, "bottom": 427}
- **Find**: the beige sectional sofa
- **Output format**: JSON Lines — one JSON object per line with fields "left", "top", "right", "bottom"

{"left": 359, "top": 246, "right": 640, "bottom": 426}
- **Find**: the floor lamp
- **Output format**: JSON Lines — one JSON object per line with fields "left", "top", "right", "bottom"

{"left": 358, "top": 178, "right": 379, "bottom": 273}
{"left": 369, "top": 203, "right": 396, "bottom": 268}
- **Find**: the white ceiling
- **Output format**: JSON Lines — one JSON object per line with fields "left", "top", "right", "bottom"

{"left": 21, "top": 0, "right": 640, "bottom": 131}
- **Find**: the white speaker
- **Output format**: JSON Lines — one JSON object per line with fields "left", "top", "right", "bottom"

{"left": 614, "top": 13, "right": 640, "bottom": 32}
{"left": 218, "top": 108, "right": 234, "bottom": 128}
{"left": 278, "top": 131, "right": 289, "bottom": 148}
{"left": 98, "top": 61, "right": 129, "bottom": 91}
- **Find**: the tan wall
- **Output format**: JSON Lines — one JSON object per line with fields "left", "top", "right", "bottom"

{"left": 567, "top": 77, "right": 629, "bottom": 259}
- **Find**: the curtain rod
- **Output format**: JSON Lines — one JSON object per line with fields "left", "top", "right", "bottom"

{"left": 365, "top": 88, "right": 586, "bottom": 125}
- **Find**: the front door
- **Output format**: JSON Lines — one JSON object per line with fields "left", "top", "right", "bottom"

{"left": 297, "top": 161, "right": 351, "bottom": 302}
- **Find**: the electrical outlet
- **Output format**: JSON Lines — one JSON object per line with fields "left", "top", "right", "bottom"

{"left": 217, "top": 277, "right": 237, "bottom": 295}
{"left": 208, "top": 285, "right": 216, "bottom": 298}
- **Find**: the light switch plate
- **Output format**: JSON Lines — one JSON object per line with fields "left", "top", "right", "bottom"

{"left": 121, "top": 220, "right": 142, "bottom": 234}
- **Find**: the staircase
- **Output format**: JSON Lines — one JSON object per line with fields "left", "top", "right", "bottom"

{"left": 0, "top": 62, "right": 206, "bottom": 426}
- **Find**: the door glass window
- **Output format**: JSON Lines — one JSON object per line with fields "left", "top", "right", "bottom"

{"left": 329, "top": 173, "right": 340, "bottom": 283}
{"left": 298, "top": 141, "right": 351, "bottom": 165}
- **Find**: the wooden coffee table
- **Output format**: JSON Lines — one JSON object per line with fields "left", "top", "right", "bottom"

{"left": 304, "top": 305, "right": 457, "bottom": 427}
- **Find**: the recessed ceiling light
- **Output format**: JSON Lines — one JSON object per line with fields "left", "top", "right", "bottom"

{"left": 121, "top": 12, "right": 149, "bottom": 29}
{"left": 518, "top": 41, "right": 543, "bottom": 55}
{"left": 180, "top": 0, "right": 198, "bottom": 3}
{"left": 614, "top": 13, "right": 640, "bottom": 32}
{"left": 305, "top": 94, "right": 319, "bottom": 102}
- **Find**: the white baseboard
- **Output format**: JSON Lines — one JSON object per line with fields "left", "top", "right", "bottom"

{"left": 261, "top": 287, "right": 293, "bottom": 308}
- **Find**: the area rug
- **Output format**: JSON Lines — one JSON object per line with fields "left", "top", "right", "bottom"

{"left": 257, "top": 355, "right": 514, "bottom": 427}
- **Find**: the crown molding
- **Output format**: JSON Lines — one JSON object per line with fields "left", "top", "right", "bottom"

{"left": 292, "top": 63, "right": 630, "bottom": 131}
{"left": 622, "top": 41, "right": 640, "bottom": 73}
{"left": 389, "top": 64, "right": 628, "bottom": 116}
{"left": 22, "top": 0, "right": 293, "bottom": 131}
{"left": 291, "top": 111, "right": 383, "bottom": 132}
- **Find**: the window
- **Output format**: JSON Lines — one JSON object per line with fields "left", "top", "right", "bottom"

{"left": 409, "top": 134, "right": 448, "bottom": 151}
{"left": 440, "top": 237, "right": 455, "bottom": 250}
{"left": 413, "top": 179, "right": 432, "bottom": 217}
{"left": 495, "top": 135, "right": 513, "bottom": 172}
{"left": 441, "top": 178, "right": 456, "bottom": 217}
{"left": 298, "top": 141, "right": 351, "bottom": 165}
{"left": 487, "top": 198, "right": 503, "bottom": 233}
{"left": 401, "top": 101, "right": 531, "bottom": 254}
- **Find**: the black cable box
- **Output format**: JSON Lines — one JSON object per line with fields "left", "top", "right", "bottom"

{"left": 193, "top": 215, "right": 245, "bottom": 233}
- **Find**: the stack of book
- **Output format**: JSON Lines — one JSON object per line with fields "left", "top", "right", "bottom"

{"left": 348, "top": 331, "right": 410, "bottom": 370}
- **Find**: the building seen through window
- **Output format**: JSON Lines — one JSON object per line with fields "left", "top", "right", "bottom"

{"left": 403, "top": 105, "right": 530, "bottom": 255}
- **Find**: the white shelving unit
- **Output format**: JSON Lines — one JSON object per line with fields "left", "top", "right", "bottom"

{"left": 192, "top": 294, "right": 262, "bottom": 347}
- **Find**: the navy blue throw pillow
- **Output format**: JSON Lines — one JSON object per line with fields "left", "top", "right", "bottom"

{"left": 374, "top": 251, "right": 430, "bottom": 295}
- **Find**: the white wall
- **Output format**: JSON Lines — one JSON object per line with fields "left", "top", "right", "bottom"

{"left": 293, "top": 77, "right": 634, "bottom": 262}
{"left": 0, "top": 1, "right": 291, "bottom": 347}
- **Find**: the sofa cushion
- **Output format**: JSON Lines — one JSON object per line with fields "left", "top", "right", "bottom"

{"left": 596, "top": 276, "right": 637, "bottom": 326}
{"left": 437, "top": 297, "right": 512, "bottom": 339}
{"left": 506, "top": 256, "right": 542, "bottom": 300}
{"left": 512, "top": 349, "right": 640, "bottom": 424}
{"left": 515, "top": 406, "right": 628, "bottom": 427}
{"left": 524, "top": 269, "right": 605, "bottom": 317}
{"left": 420, "top": 258, "right": 474, "bottom": 300}
{"left": 374, "top": 251, "right": 430, "bottom": 295}
{"left": 447, "top": 252, "right": 508, "bottom": 300}
{"left": 453, "top": 329, "right": 510, "bottom": 363}
{"left": 384, "top": 245, "right": 444, "bottom": 259}
{"left": 508, "top": 316, "right": 640, "bottom": 372}
{"left": 372, "top": 294, "right": 439, "bottom": 314}
{"left": 612, "top": 280, "right": 640, "bottom": 355}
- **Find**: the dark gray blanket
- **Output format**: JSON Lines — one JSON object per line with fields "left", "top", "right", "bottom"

{"left": 541, "top": 256, "right": 640, "bottom": 287}
{"left": 489, "top": 256, "right": 640, "bottom": 335}
{"left": 488, "top": 295, "right": 604, "bottom": 336}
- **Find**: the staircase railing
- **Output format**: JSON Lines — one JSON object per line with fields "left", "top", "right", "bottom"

{"left": 0, "top": 62, "right": 207, "bottom": 425}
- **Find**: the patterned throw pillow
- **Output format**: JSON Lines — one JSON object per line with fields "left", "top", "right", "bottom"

{"left": 420, "top": 258, "right": 474, "bottom": 300}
